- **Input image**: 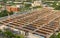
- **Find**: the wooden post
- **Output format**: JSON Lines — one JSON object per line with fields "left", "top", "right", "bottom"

{"left": 58, "top": 18, "right": 60, "bottom": 31}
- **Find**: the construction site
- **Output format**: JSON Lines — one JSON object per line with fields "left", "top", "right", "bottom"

{"left": 0, "top": 8, "right": 60, "bottom": 38}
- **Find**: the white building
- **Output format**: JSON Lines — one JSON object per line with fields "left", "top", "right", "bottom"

{"left": 31, "top": 0, "right": 42, "bottom": 7}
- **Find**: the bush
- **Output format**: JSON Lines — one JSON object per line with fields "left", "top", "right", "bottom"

{"left": 0, "top": 29, "right": 25, "bottom": 38}
{"left": 50, "top": 33, "right": 60, "bottom": 38}
{"left": 54, "top": 6, "right": 60, "bottom": 10}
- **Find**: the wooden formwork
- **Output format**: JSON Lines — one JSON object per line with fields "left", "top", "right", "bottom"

{"left": 0, "top": 8, "right": 60, "bottom": 38}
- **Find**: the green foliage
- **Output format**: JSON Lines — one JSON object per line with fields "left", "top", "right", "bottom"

{"left": 54, "top": 6, "right": 60, "bottom": 10}
{"left": 0, "top": 10, "right": 13, "bottom": 17}
{"left": 50, "top": 33, "right": 60, "bottom": 38}
{"left": 50, "top": 34, "right": 56, "bottom": 38}
{"left": 20, "top": 4, "right": 31, "bottom": 12}
{"left": 4, "top": 30, "right": 15, "bottom": 38}
{"left": 44, "top": 1, "right": 60, "bottom": 10}
{"left": 56, "top": 33, "right": 60, "bottom": 38}
{"left": 0, "top": 29, "right": 24, "bottom": 38}
{"left": 51, "top": 2, "right": 56, "bottom": 7}
{"left": 33, "top": 6, "right": 42, "bottom": 9}
{"left": 3, "top": 0, "right": 8, "bottom": 3}
{"left": 25, "top": 0, "right": 36, "bottom": 2}
{"left": 20, "top": 34, "right": 25, "bottom": 38}
{"left": 54, "top": 2, "right": 60, "bottom": 10}
{"left": 24, "top": 4, "right": 31, "bottom": 8}
{"left": 26, "top": 0, "right": 32, "bottom": 2}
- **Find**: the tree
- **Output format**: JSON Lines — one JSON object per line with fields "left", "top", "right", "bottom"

{"left": 56, "top": 33, "right": 60, "bottom": 38}
{"left": 4, "top": 30, "right": 15, "bottom": 38}
{"left": 0, "top": 10, "right": 13, "bottom": 17}
{"left": 50, "top": 33, "right": 60, "bottom": 38}
{"left": 0, "top": 29, "right": 25, "bottom": 38}
{"left": 3, "top": 0, "right": 12, "bottom": 18}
